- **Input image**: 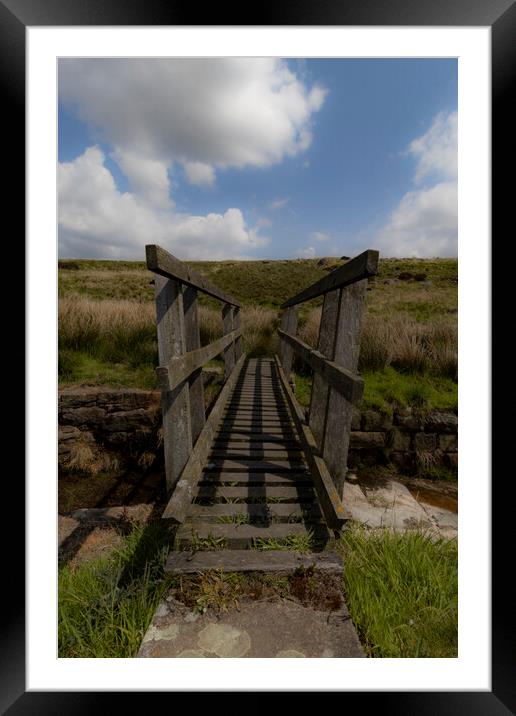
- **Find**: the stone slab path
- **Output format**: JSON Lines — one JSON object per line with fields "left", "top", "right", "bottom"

{"left": 137, "top": 597, "right": 364, "bottom": 658}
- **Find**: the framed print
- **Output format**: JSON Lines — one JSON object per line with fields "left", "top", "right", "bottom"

{"left": 5, "top": 0, "right": 513, "bottom": 711}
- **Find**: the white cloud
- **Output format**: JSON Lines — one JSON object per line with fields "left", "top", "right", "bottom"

{"left": 376, "top": 110, "right": 457, "bottom": 258}
{"left": 58, "top": 147, "right": 269, "bottom": 260}
{"left": 296, "top": 246, "right": 316, "bottom": 259}
{"left": 269, "top": 197, "right": 290, "bottom": 210}
{"left": 112, "top": 148, "right": 172, "bottom": 208}
{"left": 311, "top": 231, "right": 329, "bottom": 242}
{"left": 409, "top": 110, "right": 457, "bottom": 184}
{"left": 183, "top": 161, "right": 216, "bottom": 187}
{"left": 59, "top": 58, "right": 327, "bottom": 188}
{"left": 376, "top": 181, "right": 457, "bottom": 258}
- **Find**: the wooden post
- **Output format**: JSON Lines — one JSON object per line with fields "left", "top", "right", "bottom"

{"left": 308, "top": 290, "right": 340, "bottom": 448}
{"left": 183, "top": 286, "right": 205, "bottom": 445}
{"left": 154, "top": 275, "right": 192, "bottom": 494}
{"left": 222, "top": 303, "right": 236, "bottom": 381}
{"left": 321, "top": 280, "right": 367, "bottom": 498}
{"left": 233, "top": 306, "right": 243, "bottom": 361}
{"left": 278, "top": 306, "right": 298, "bottom": 382}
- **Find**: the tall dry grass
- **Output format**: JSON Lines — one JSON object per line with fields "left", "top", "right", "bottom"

{"left": 298, "top": 307, "right": 457, "bottom": 378}
{"left": 59, "top": 296, "right": 280, "bottom": 379}
{"left": 59, "top": 295, "right": 157, "bottom": 370}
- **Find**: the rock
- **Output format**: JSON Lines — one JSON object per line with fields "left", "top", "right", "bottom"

{"left": 395, "top": 407, "right": 424, "bottom": 431}
{"left": 425, "top": 411, "right": 458, "bottom": 434}
{"left": 60, "top": 406, "right": 106, "bottom": 427}
{"left": 349, "top": 431, "right": 385, "bottom": 449}
{"left": 390, "top": 451, "right": 415, "bottom": 472}
{"left": 388, "top": 429, "right": 412, "bottom": 451}
{"left": 103, "top": 409, "right": 156, "bottom": 432}
{"left": 58, "top": 425, "right": 81, "bottom": 441}
{"left": 439, "top": 434, "right": 458, "bottom": 452}
{"left": 351, "top": 407, "right": 361, "bottom": 431}
{"left": 362, "top": 410, "right": 392, "bottom": 431}
{"left": 445, "top": 453, "right": 458, "bottom": 469}
{"left": 414, "top": 432, "right": 437, "bottom": 451}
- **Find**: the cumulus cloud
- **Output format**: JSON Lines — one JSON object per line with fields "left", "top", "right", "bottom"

{"left": 58, "top": 147, "right": 268, "bottom": 259}
{"left": 311, "top": 231, "right": 329, "bottom": 242}
{"left": 183, "top": 161, "right": 216, "bottom": 187}
{"left": 269, "top": 197, "right": 290, "bottom": 210}
{"left": 59, "top": 58, "right": 327, "bottom": 189}
{"left": 296, "top": 246, "right": 316, "bottom": 259}
{"left": 112, "top": 148, "right": 172, "bottom": 208}
{"left": 410, "top": 110, "right": 457, "bottom": 184}
{"left": 376, "top": 110, "right": 457, "bottom": 257}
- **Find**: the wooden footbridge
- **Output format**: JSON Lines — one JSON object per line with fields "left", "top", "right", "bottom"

{"left": 146, "top": 244, "right": 379, "bottom": 570}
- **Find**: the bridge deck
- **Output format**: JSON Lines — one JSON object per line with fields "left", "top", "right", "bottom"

{"left": 175, "top": 357, "right": 331, "bottom": 550}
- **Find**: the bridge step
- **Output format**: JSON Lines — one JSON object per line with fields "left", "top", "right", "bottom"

{"left": 194, "top": 485, "right": 316, "bottom": 502}
{"left": 177, "top": 357, "right": 332, "bottom": 553}
{"left": 165, "top": 549, "right": 342, "bottom": 574}
{"left": 189, "top": 502, "right": 324, "bottom": 522}
{"left": 175, "top": 522, "right": 329, "bottom": 550}
{"left": 199, "top": 472, "right": 311, "bottom": 485}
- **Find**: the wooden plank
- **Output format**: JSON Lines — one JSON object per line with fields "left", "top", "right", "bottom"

{"left": 220, "top": 418, "right": 293, "bottom": 426}
{"left": 278, "top": 306, "right": 298, "bottom": 379}
{"left": 277, "top": 329, "right": 364, "bottom": 405}
{"left": 209, "top": 450, "right": 304, "bottom": 460}
{"left": 165, "top": 550, "right": 343, "bottom": 575}
{"left": 323, "top": 279, "right": 368, "bottom": 498}
{"left": 146, "top": 244, "right": 240, "bottom": 306}
{"left": 195, "top": 485, "right": 315, "bottom": 500}
{"left": 212, "top": 442, "right": 302, "bottom": 451}
{"left": 216, "top": 428, "right": 297, "bottom": 437}
{"left": 188, "top": 502, "right": 324, "bottom": 522}
{"left": 215, "top": 433, "right": 298, "bottom": 443}
{"left": 213, "top": 441, "right": 302, "bottom": 451}
{"left": 176, "top": 522, "right": 329, "bottom": 549}
{"left": 222, "top": 303, "right": 236, "bottom": 381}
{"left": 205, "top": 459, "right": 306, "bottom": 472}
{"left": 156, "top": 329, "right": 241, "bottom": 392}
{"left": 234, "top": 306, "right": 243, "bottom": 360}
{"left": 161, "top": 353, "right": 246, "bottom": 522}
{"left": 309, "top": 289, "right": 339, "bottom": 448}
{"left": 183, "top": 286, "right": 205, "bottom": 444}
{"left": 154, "top": 275, "right": 192, "bottom": 494}
{"left": 274, "top": 355, "right": 350, "bottom": 529}
{"left": 281, "top": 249, "right": 379, "bottom": 308}
{"left": 199, "top": 472, "right": 311, "bottom": 485}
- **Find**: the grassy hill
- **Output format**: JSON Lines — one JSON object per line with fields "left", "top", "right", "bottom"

{"left": 58, "top": 256, "right": 458, "bottom": 416}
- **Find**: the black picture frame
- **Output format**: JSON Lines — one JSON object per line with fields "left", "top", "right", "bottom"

{"left": 5, "top": 0, "right": 512, "bottom": 711}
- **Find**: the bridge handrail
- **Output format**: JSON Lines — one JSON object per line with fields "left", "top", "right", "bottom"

{"left": 146, "top": 244, "right": 243, "bottom": 496}
{"left": 281, "top": 249, "right": 378, "bottom": 308}
{"left": 146, "top": 244, "right": 240, "bottom": 306}
{"left": 277, "top": 249, "right": 379, "bottom": 500}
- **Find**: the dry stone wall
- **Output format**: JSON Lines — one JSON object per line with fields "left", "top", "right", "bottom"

{"left": 58, "top": 388, "right": 457, "bottom": 476}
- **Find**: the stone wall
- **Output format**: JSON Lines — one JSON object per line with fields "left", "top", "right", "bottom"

{"left": 348, "top": 406, "right": 457, "bottom": 474}
{"left": 58, "top": 387, "right": 457, "bottom": 476}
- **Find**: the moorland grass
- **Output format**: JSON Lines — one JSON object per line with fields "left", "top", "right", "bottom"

{"left": 58, "top": 258, "right": 457, "bottom": 411}
{"left": 58, "top": 521, "right": 173, "bottom": 658}
{"left": 340, "top": 525, "right": 458, "bottom": 658}
{"left": 58, "top": 521, "right": 457, "bottom": 658}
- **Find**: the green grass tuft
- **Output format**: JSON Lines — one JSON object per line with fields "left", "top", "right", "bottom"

{"left": 58, "top": 522, "right": 174, "bottom": 658}
{"left": 340, "top": 525, "right": 458, "bottom": 658}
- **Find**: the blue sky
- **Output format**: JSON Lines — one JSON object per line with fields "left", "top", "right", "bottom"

{"left": 58, "top": 58, "right": 457, "bottom": 260}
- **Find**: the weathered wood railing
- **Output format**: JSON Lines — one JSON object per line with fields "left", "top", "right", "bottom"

{"left": 146, "top": 244, "right": 244, "bottom": 502}
{"left": 277, "top": 250, "right": 379, "bottom": 505}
